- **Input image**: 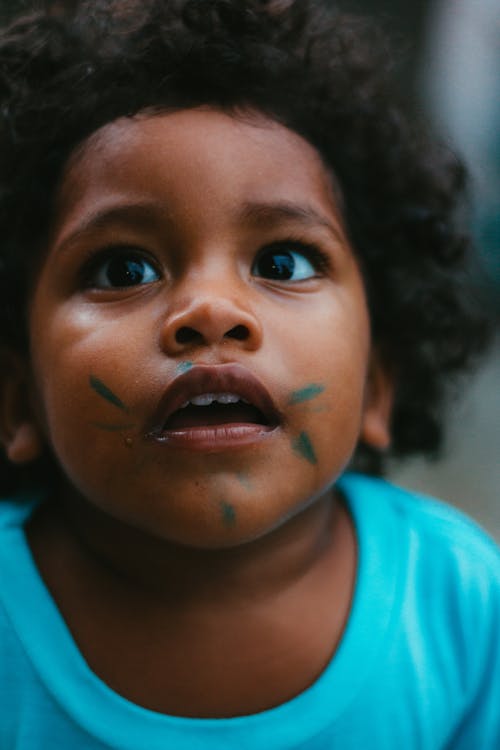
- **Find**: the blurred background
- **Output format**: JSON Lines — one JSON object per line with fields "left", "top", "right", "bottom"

{"left": 1, "top": 0, "right": 498, "bottom": 539}
{"left": 341, "top": 0, "right": 499, "bottom": 541}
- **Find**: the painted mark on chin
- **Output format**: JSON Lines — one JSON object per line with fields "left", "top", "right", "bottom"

{"left": 220, "top": 501, "right": 237, "bottom": 527}
{"left": 288, "top": 384, "right": 325, "bottom": 405}
{"left": 292, "top": 431, "right": 317, "bottom": 465}
{"left": 89, "top": 376, "right": 129, "bottom": 413}
{"left": 176, "top": 361, "right": 194, "bottom": 374}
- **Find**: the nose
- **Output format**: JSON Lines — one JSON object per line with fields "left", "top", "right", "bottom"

{"left": 160, "top": 288, "right": 263, "bottom": 355}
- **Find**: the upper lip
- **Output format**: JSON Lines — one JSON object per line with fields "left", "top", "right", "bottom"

{"left": 149, "top": 364, "right": 282, "bottom": 432}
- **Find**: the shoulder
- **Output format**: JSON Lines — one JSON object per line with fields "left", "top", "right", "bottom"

{"left": 340, "top": 473, "right": 500, "bottom": 730}
{"left": 340, "top": 472, "right": 500, "bottom": 658}
{"left": 340, "top": 471, "right": 499, "bottom": 568}
{"left": 339, "top": 473, "right": 500, "bottom": 625}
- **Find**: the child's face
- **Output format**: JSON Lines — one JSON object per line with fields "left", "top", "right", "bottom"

{"left": 24, "top": 107, "right": 391, "bottom": 547}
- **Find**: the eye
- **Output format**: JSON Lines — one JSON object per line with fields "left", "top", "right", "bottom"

{"left": 87, "top": 251, "right": 160, "bottom": 289}
{"left": 252, "top": 242, "right": 326, "bottom": 282}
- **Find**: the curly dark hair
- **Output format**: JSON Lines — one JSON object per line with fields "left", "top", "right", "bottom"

{"left": 0, "top": 0, "right": 491, "bottom": 490}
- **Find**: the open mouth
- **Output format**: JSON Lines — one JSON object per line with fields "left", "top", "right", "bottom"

{"left": 163, "top": 394, "right": 270, "bottom": 430}
{"left": 149, "top": 364, "right": 281, "bottom": 449}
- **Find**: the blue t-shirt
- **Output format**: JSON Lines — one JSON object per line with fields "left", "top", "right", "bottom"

{"left": 0, "top": 474, "right": 499, "bottom": 749}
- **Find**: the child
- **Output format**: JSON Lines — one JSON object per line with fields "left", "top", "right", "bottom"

{"left": 0, "top": 1, "right": 498, "bottom": 747}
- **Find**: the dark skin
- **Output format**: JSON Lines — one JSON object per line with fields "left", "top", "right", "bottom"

{"left": 3, "top": 108, "right": 392, "bottom": 717}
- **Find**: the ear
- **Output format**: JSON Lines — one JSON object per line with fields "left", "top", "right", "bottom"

{"left": 0, "top": 350, "right": 43, "bottom": 465}
{"left": 360, "top": 351, "right": 394, "bottom": 450}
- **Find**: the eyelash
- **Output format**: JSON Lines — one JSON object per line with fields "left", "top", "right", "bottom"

{"left": 79, "top": 246, "right": 160, "bottom": 286}
{"left": 257, "top": 238, "right": 331, "bottom": 274}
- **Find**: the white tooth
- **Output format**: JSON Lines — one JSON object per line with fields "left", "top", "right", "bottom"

{"left": 216, "top": 393, "right": 241, "bottom": 404}
{"left": 189, "top": 393, "right": 217, "bottom": 406}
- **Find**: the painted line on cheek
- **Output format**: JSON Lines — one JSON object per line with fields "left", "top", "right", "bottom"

{"left": 176, "top": 361, "right": 194, "bottom": 374}
{"left": 288, "top": 384, "right": 325, "bottom": 405}
{"left": 292, "top": 431, "right": 318, "bottom": 465}
{"left": 220, "top": 501, "right": 237, "bottom": 528}
{"left": 89, "top": 376, "right": 129, "bottom": 413}
{"left": 91, "top": 422, "right": 136, "bottom": 432}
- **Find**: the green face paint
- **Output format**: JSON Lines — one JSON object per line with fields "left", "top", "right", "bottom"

{"left": 89, "top": 376, "right": 129, "bottom": 412}
{"left": 176, "top": 361, "right": 194, "bottom": 374}
{"left": 236, "top": 472, "right": 253, "bottom": 491}
{"left": 288, "top": 384, "right": 325, "bottom": 405}
{"left": 292, "top": 431, "right": 317, "bottom": 465}
{"left": 220, "top": 501, "right": 237, "bottom": 527}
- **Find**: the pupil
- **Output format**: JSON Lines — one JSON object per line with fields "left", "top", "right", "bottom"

{"left": 107, "top": 258, "right": 144, "bottom": 286}
{"left": 259, "top": 251, "right": 295, "bottom": 280}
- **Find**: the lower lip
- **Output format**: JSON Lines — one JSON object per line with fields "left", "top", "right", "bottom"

{"left": 147, "top": 423, "right": 278, "bottom": 451}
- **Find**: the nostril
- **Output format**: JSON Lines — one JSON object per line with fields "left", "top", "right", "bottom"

{"left": 175, "top": 326, "right": 202, "bottom": 345}
{"left": 226, "top": 325, "right": 249, "bottom": 341}
{"left": 173, "top": 323, "right": 251, "bottom": 346}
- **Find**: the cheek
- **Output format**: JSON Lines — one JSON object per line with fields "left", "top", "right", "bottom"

{"left": 290, "top": 388, "right": 364, "bottom": 484}
{"left": 29, "top": 312, "right": 145, "bottom": 462}
{"left": 278, "top": 309, "right": 371, "bottom": 476}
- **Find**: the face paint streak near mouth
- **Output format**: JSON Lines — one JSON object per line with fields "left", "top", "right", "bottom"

{"left": 176, "top": 361, "right": 194, "bottom": 374}
{"left": 89, "top": 376, "right": 129, "bottom": 413}
{"left": 288, "top": 384, "right": 325, "bottom": 405}
{"left": 220, "top": 501, "right": 237, "bottom": 527}
{"left": 292, "top": 431, "right": 317, "bottom": 465}
{"left": 236, "top": 472, "right": 253, "bottom": 491}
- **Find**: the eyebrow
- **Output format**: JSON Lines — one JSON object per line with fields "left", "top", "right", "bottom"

{"left": 53, "top": 202, "right": 165, "bottom": 254}
{"left": 239, "top": 200, "right": 344, "bottom": 241}
{"left": 53, "top": 198, "right": 344, "bottom": 254}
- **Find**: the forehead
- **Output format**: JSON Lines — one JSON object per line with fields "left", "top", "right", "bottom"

{"left": 53, "top": 107, "right": 342, "bottom": 233}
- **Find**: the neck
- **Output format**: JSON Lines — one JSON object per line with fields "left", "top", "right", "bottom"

{"left": 27, "top": 484, "right": 357, "bottom": 717}
{"left": 54, "top": 487, "right": 341, "bottom": 608}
